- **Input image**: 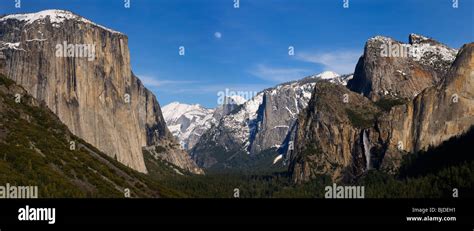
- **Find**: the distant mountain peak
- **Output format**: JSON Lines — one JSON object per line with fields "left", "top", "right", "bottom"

{"left": 315, "top": 71, "right": 340, "bottom": 79}
{"left": 408, "top": 33, "right": 430, "bottom": 43}
{"left": 368, "top": 35, "right": 395, "bottom": 43}
{"left": 162, "top": 102, "right": 216, "bottom": 150}
{"left": 223, "top": 95, "right": 247, "bottom": 105}
{"left": 162, "top": 102, "right": 213, "bottom": 122}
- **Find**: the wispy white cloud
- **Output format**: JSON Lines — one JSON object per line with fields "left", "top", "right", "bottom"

{"left": 162, "top": 83, "right": 269, "bottom": 95}
{"left": 139, "top": 75, "right": 267, "bottom": 95}
{"left": 296, "top": 50, "right": 361, "bottom": 74}
{"left": 139, "top": 75, "right": 196, "bottom": 88}
{"left": 249, "top": 64, "right": 311, "bottom": 83}
{"left": 214, "top": 32, "right": 222, "bottom": 39}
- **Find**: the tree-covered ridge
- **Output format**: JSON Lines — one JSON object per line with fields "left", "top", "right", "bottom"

{"left": 0, "top": 74, "right": 182, "bottom": 198}
{"left": 149, "top": 126, "right": 474, "bottom": 198}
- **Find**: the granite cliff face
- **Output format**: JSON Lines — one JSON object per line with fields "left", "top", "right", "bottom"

{"left": 347, "top": 34, "right": 457, "bottom": 101}
{"left": 191, "top": 72, "right": 352, "bottom": 170}
{"left": 0, "top": 10, "right": 201, "bottom": 174}
{"left": 289, "top": 82, "right": 382, "bottom": 182}
{"left": 290, "top": 35, "right": 472, "bottom": 183}
{"left": 380, "top": 43, "right": 474, "bottom": 170}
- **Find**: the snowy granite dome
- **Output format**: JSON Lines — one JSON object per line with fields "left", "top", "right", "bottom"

{"left": 0, "top": 9, "right": 122, "bottom": 34}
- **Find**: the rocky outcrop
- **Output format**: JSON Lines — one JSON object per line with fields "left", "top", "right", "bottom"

{"left": 143, "top": 139, "right": 204, "bottom": 175}
{"left": 0, "top": 10, "right": 201, "bottom": 174}
{"left": 290, "top": 39, "right": 473, "bottom": 183}
{"left": 380, "top": 43, "right": 474, "bottom": 170}
{"left": 212, "top": 95, "right": 247, "bottom": 120}
{"left": 289, "top": 82, "right": 382, "bottom": 182}
{"left": 347, "top": 34, "right": 458, "bottom": 101}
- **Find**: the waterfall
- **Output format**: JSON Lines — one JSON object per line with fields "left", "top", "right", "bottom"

{"left": 362, "top": 130, "right": 371, "bottom": 171}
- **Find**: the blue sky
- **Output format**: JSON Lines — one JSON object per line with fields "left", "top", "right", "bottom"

{"left": 1, "top": 0, "right": 473, "bottom": 108}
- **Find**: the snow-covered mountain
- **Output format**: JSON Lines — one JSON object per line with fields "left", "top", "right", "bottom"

{"left": 0, "top": 9, "right": 122, "bottom": 34}
{"left": 212, "top": 95, "right": 247, "bottom": 121}
{"left": 315, "top": 71, "right": 339, "bottom": 79}
{"left": 162, "top": 95, "right": 247, "bottom": 150}
{"left": 191, "top": 71, "right": 352, "bottom": 170}
{"left": 162, "top": 103, "right": 215, "bottom": 150}
{"left": 311, "top": 71, "right": 354, "bottom": 86}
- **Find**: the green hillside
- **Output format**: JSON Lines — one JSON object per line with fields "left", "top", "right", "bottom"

{"left": 0, "top": 74, "right": 182, "bottom": 198}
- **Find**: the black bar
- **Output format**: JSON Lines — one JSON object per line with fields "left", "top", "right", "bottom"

{"left": 0, "top": 199, "right": 471, "bottom": 226}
